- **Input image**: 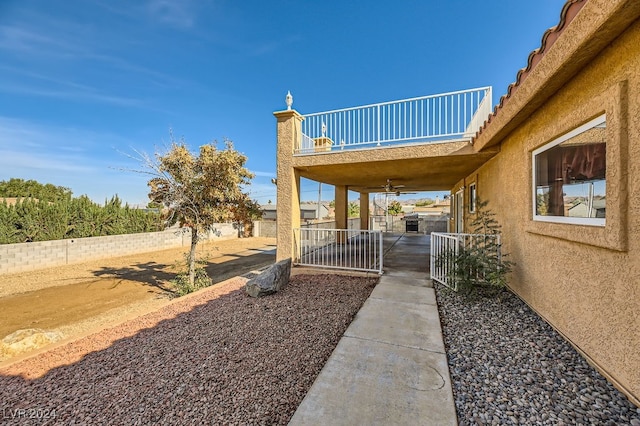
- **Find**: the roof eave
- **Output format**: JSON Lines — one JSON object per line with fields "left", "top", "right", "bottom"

{"left": 473, "top": 0, "right": 640, "bottom": 152}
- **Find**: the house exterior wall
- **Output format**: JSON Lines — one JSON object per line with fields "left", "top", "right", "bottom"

{"left": 459, "top": 17, "right": 640, "bottom": 404}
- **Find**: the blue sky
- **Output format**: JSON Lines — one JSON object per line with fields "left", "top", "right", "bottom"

{"left": 0, "top": 0, "right": 563, "bottom": 206}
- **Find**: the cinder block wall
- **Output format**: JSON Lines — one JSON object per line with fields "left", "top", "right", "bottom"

{"left": 253, "top": 221, "right": 277, "bottom": 238}
{"left": 0, "top": 224, "right": 239, "bottom": 275}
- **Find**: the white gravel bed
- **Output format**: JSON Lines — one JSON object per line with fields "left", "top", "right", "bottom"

{"left": 435, "top": 284, "right": 640, "bottom": 426}
{"left": 0, "top": 274, "right": 376, "bottom": 425}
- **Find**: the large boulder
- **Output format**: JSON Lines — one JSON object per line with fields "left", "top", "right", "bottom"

{"left": 1, "top": 328, "right": 63, "bottom": 358}
{"left": 245, "top": 258, "right": 291, "bottom": 298}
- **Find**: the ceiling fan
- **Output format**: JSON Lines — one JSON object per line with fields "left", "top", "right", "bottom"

{"left": 366, "top": 179, "right": 416, "bottom": 195}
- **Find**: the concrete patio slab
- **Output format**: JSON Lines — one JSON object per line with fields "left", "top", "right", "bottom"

{"left": 371, "top": 280, "right": 436, "bottom": 305}
{"left": 377, "top": 275, "right": 433, "bottom": 288}
{"left": 288, "top": 337, "right": 456, "bottom": 426}
{"left": 344, "top": 297, "right": 445, "bottom": 353}
{"left": 383, "top": 269, "right": 429, "bottom": 279}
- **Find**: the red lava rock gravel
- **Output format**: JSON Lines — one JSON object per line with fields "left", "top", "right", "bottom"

{"left": 0, "top": 273, "right": 377, "bottom": 425}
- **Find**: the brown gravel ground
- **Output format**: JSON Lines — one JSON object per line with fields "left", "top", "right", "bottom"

{"left": 0, "top": 273, "right": 378, "bottom": 425}
{"left": 0, "top": 237, "right": 277, "bottom": 361}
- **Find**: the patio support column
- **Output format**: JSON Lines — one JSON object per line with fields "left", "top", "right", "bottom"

{"left": 359, "top": 193, "right": 369, "bottom": 230}
{"left": 335, "top": 185, "right": 348, "bottom": 243}
{"left": 274, "top": 109, "right": 303, "bottom": 262}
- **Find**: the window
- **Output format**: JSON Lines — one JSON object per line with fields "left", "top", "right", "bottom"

{"left": 455, "top": 189, "right": 463, "bottom": 232}
{"left": 468, "top": 183, "right": 477, "bottom": 213}
{"left": 532, "top": 114, "right": 606, "bottom": 226}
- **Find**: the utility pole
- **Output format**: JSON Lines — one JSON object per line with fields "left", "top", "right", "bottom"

{"left": 385, "top": 192, "right": 389, "bottom": 233}
{"left": 317, "top": 182, "right": 322, "bottom": 221}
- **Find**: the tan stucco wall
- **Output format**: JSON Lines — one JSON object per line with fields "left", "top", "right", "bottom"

{"left": 360, "top": 193, "right": 369, "bottom": 230}
{"left": 274, "top": 110, "right": 303, "bottom": 262}
{"left": 460, "top": 18, "right": 640, "bottom": 404}
{"left": 291, "top": 141, "right": 498, "bottom": 192}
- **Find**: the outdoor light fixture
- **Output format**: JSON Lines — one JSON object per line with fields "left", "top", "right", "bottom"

{"left": 322, "top": 122, "right": 326, "bottom": 137}
{"left": 285, "top": 91, "right": 293, "bottom": 110}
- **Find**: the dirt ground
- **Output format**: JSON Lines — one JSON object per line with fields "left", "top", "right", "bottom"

{"left": 0, "top": 237, "right": 276, "bottom": 360}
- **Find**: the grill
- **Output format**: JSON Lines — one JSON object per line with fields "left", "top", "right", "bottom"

{"left": 403, "top": 214, "right": 423, "bottom": 233}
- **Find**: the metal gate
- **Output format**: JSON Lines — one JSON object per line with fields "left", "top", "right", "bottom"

{"left": 430, "top": 232, "right": 501, "bottom": 291}
{"left": 294, "top": 228, "right": 383, "bottom": 274}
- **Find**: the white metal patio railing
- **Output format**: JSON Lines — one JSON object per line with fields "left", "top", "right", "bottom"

{"left": 430, "top": 232, "right": 501, "bottom": 291}
{"left": 294, "top": 228, "right": 383, "bottom": 274}
{"left": 298, "top": 87, "right": 492, "bottom": 154}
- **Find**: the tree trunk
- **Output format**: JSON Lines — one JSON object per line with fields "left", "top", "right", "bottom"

{"left": 188, "top": 227, "right": 198, "bottom": 286}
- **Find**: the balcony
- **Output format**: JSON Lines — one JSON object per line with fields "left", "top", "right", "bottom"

{"left": 297, "top": 87, "right": 492, "bottom": 155}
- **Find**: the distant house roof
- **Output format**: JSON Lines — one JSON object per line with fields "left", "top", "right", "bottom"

{"left": 433, "top": 198, "right": 450, "bottom": 207}
{"left": 414, "top": 205, "right": 450, "bottom": 215}
{"left": 401, "top": 205, "right": 415, "bottom": 214}
{"left": 568, "top": 199, "right": 606, "bottom": 218}
{"left": 261, "top": 202, "right": 330, "bottom": 211}
{"left": 260, "top": 202, "right": 331, "bottom": 220}
{"left": 260, "top": 203, "right": 277, "bottom": 212}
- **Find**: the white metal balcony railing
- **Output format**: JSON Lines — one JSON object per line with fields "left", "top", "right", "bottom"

{"left": 294, "top": 228, "right": 383, "bottom": 274}
{"left": 430, "top": 232, "right": 501, "bottom": 291}
{"left": 298, "top": 87, "right": 492, "bottom": 154}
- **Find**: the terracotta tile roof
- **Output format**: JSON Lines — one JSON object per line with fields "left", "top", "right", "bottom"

{"left": 472, "top": 0, "right": 587, "bottom": 144}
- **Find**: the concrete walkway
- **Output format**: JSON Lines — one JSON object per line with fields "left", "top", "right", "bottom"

{"left": 289, "top": 233, "right": 457, "bottom": 425}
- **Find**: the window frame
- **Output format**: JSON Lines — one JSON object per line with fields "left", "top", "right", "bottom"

{"left": 531, "top": 114, "right": 606, "bottom": 227}
{"left": 525, "top": 81, "right": 627, "bottom": 252}
{"left": 468, "top": 182, "right": 477, "bottom": 214}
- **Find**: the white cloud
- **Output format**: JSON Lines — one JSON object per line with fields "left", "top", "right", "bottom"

{"left": 0, "top": 116, "right": 153, "bottom": 202}
{"left": 146, "top": 0, "right": 197, "bottom": 29}
{"left": 0, "top": 83, "right": 145, "bottom": 107}
{"left": 0, "top": 149, "right": 93, "bottom": 173}
{"left": 250, "top": 170, "right": 276, "bottom": 178}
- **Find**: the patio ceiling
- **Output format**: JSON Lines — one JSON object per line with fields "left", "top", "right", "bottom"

{"left": 292, "top": 140, "right": 499, "bottom": 193}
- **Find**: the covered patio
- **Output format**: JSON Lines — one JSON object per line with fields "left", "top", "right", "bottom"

{"left": 274, "top": 87, "right": 499, "bottom": 266}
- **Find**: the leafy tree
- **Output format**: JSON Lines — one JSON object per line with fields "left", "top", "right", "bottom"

{"left": 142, "top": 135, "right": 256, "bottom": 288}
{"left": 388, "top": 200, "right": 403, "bottom": 215}
{"left": 536, "top": 192, "right": 549, "bottom": 215}
{"left": 0, "top": 178, "right": 72, "bottom": 202}
{"left": 231, "top": 197, "right": 263, "bottom": 237}
{"left": 0, "top": 200, "right": 20, "bottom": 243}
{"left": 415, "top": 199, "right": 435, "bottom": 207}
{"left": 0, "top": 183, "right": 162, "bottom": 244}
{"left": 147, "top": 201, "right": 163, "bottom": 209}
{"left": 348, "top": 201, "right": 360, "bottom": 218}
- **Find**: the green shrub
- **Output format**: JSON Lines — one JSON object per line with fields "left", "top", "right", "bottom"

{"left": 171, "top": 267, "right": 212, "bottom": 296}
{"left": 170, "top": 255, "right": 212, "bottom": 296}
{"left": 436, "top": 199, "right": 513, "bottom": 297}
{"left": 0, "top": 190, "right": 163, "bottom": 244}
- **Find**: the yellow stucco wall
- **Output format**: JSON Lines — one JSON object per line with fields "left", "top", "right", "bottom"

{"left": 461, "top": 18, "right": 640, "bottom": 404}
{"left": 274, "top": 110, "right": 303, "bottom": 262}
